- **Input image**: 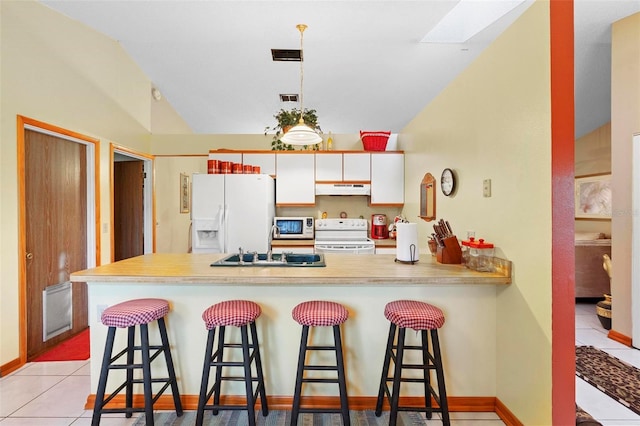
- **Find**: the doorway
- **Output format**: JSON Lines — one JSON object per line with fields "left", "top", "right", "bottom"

{"left": 631, "top": 133, "right": 640, "bottom": 347}
{"left": 18, "top": 116, "right": 98, "bottom": 361}
{"left": 111, "top": 144, "right": 154, "bottom": 261}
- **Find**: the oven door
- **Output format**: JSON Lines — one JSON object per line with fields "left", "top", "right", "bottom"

{"left": 314, "top": 240, "right": 376, "bottom": 254}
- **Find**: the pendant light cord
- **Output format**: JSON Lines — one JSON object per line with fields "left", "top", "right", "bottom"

{"left": 296, "top": 24, "right": 307, "bottom": 124}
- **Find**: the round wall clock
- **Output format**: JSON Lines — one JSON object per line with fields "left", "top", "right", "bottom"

{"left": 440, "top": 168, "right": 456, "bottom": 196}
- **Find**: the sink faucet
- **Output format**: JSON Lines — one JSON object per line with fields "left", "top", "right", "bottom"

{"left": 238, "top": 247, "right": 244, "bottom": 265}
{"left": 268, "top": 224, "right": 280, "bottom": 261}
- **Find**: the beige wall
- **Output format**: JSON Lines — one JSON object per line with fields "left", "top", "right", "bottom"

{"left": 0, "top": 1, "right": 186, "bottom": 363}
{"left": 611, "top": 12, "right": 640, "bottom": 336}
{"left": 575, "top": 123, "right": 612, "bottom": 235}
{"left": 402, "top": 3, "right": 551, "bottom": 424}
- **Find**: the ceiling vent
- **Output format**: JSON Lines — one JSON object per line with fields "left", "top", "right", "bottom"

{"left": 279, "top": 94, "right": 299, "bottom": 103}
{"left": 271, "top": 49, "right": 302, "bottom": 62}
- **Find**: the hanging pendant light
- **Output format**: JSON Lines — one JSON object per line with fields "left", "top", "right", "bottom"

{"left": 281, "top": 24, "right": 323, "bottom": 146}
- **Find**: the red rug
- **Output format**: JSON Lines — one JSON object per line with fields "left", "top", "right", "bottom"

{"left": 34, "top": 328, "right": 90, "bottom": 361}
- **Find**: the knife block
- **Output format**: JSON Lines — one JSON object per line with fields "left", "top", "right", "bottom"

{"left": 436, "top": 236, "right": 462, "bottom": 264}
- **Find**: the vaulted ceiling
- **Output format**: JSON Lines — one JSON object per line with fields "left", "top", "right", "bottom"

{"left": 40, "top": 0, "right": 640, "bottom": 138}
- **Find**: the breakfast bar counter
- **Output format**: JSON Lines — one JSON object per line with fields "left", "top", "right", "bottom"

{"left": 71, "top": 253, "right": 511, "bottom": 408}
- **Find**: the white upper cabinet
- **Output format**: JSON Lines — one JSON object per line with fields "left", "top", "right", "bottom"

{"left": 243, "top": 153, "right": 276, "bottom": 175}
{"left": 343, "top": 153, "right": 371, "bottom": 181}
{"left": 276, "top": 153, "right": 315, "bottom": 205}
{"left": 370, "top": 152, "right": 404, "bottom": 205}
{"left": 315, "top": 153, "right": 343, "bottom": 181}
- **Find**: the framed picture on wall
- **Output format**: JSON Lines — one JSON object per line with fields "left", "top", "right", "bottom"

{"left": 180, "top": 173, "right": 190, "bottom": 214}
{"left": 575, "top": 173, "right": 612, "bottom": 219}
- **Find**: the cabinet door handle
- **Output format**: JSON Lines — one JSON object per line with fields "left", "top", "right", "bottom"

{"left": 26, "top": 252, "right": 34, "bottom": 260}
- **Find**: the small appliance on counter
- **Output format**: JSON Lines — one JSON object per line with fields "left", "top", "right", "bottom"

{"left": 273, "top": 217, "right": 314, "bottom": 240}
{"left": 371, "top": 214, "right": 389, "bottom": 239}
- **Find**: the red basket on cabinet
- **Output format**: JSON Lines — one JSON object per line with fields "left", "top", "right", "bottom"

{"left": 360, "top": 131, "right": 391, "bottom": 151}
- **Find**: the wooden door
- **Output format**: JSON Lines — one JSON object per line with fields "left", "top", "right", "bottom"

{"left": 25, "top": 130, "right": 88, "bottom": 360}
{"left": 114, "top": 160, "right": 144, "bottom": 261}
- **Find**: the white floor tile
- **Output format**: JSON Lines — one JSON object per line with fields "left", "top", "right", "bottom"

{"left": 70, "top": 416, "right": 138, "bottom": 425}
{"left": 0, "top": 375, "right": 65, "bottom": 417}
{"left": 575, "top": 328, "right": 630, "bottom": 349}
{"left": 11, "top": 376, "right": 90, "bottom": 418}
{"left": 0, "top": 418, "right": 75, "bottom": 425}
{"left": 15, "top": 361, "right": 89, "bottom": 377}
{"left": 576, "top": 377, "right": 640, "bottom": 423}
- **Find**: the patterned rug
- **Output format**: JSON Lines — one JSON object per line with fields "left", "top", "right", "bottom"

{"left": 133, "top": 409, "right": 428, "bottom": 425}
{"left": 575, "top": 345, "right": 640, "bottom": 415}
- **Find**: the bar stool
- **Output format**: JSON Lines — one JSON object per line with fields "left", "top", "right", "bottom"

{"left": 92, "top": 298, "right": 183, "bottom": 426}
{"left": 291, "top": 300, "right": 350, "bottom": 426}
{"left": 375, "top": 299, "right": 450, "bottom": 426}
{"left": 196, "top": 300, "right": 268, "bottom": 426}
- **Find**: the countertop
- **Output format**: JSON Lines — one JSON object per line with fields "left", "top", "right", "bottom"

{"left": 71, "top": 253, "right": 511, "bottom": 285}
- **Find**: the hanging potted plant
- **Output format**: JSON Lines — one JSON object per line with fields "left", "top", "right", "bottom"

{"left": 264, "top": 108, "right": 322, "bottom": 151}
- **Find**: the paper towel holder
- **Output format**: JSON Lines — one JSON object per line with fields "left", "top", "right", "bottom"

{"left": 419, "top": 173, "right": 436, "bottom": 222}
{"left": 395, "top": 244, "right": 419, "bottom": 265}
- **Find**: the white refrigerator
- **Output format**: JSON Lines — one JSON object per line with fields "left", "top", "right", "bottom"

{"left": 191, "top": 173, "right": 275, "bottom": 254}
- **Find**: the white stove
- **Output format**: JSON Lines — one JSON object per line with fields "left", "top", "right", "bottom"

{"left": 314, "top": 218, "right": 376, "bottom": 254}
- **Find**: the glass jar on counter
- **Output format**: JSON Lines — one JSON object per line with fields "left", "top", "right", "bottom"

{"left": 468, "top": 239, "right": 494, "bottom": 272}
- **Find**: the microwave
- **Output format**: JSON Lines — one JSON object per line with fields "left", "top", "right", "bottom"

{"left": 273, "top": 217, "right": 314, "bottom": 240}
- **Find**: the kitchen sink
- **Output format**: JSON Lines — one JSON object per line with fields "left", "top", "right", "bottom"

{"left": 210, "top": 252, "right": 326, "bottom": 267}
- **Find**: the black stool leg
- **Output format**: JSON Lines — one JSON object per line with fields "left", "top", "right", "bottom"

{"left": 290, "top": 325, "right": 309, "bottom": 426}
{"left": 240, "top": 325, "right": 256, "bottom": 426}
{"left": 157, "top": 318, "right": 183, "bottom": 416}
{"left": 196, "top": 328, "right": 216, "bottom": 426}
{"left": 375, "top": 323, "right": 396, "bottom": 416}
{"left": 250, "top": 322, "right": 269, "bottom": 416}
{"left": 92, "top": 327, "right": 116, "bottom": 426}
{"left": 125, "top": 326, "right": 135, "bottom": 417}
{"left": 431, "top": 329, "right": 450, "bottom": 426}
{"left": 212, "top": 326, "right": 226, "bottom": 415}
{"left": 333, "top": 324, "right": 350, "bottom": 425}
{"left": 421, "top": 330, "right": 432, "bottom": 419}
{"left": 389, "top": 327, "right": 406, "bottom": 426}
{"left": 140, "top": 323, "right": 154, "bottom": 426}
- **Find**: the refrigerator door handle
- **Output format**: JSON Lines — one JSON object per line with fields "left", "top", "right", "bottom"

{"left": 223, "top": 204, "right": 229, "bottom": 253}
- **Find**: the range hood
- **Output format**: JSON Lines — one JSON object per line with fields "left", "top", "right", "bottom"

{"left": 315, "top": 183, "right": 371, "bottom": 196}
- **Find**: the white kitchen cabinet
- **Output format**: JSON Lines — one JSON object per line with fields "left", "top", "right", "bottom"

{"left": 243, "top": 153, "right": 276, "bottom": 175}
{"left": 370, "top": 153, "right": 404, "bottom": 205}
{"left": 315, "top": 153, "right": 343, "bottom": 181}
{"left": 343, "top": 153, "right": 370, "bottom": 181}
{"left": 276, "top": 153, "right": 315, "bottom": 205}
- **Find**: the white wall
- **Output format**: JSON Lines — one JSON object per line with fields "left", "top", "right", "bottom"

{"left": 0, "top": 0, "right": 186, "bottom": 364}
{"left": 611, "top": 12, "right": 640, "bottom": 338}
{"left": 401, "top": 3, "right": 552, "bottom": 424}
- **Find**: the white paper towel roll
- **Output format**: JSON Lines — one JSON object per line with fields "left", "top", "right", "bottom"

{"left": 396, "top": 222, "right": 419, "bottom": 262}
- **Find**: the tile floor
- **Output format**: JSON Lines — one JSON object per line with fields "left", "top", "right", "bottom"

{"left": 575, "top": 301, "right": 640, "bottom": 426}
{"left": 2, "top": 304, "right": 637, "bottom": 425}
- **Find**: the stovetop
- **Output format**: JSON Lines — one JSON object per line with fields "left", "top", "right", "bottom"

{"left": 315, "top": 218, "right": 369, "bottom": 242}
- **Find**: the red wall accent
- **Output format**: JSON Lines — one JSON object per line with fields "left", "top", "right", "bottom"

{"left": 550, "top": 1, "right": 576, "bottom": 425}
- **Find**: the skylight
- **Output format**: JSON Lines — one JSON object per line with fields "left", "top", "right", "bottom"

{"left": 421, "top": 0, "right": 526, "bottom": 43}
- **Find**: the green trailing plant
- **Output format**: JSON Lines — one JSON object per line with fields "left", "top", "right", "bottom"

{"left": 264, "top": 108, "right": 322, "bottom": 151}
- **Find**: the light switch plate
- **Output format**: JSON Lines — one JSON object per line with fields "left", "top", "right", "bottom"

{"left": 483, "top": 179, "right": 492, "bottom": 197}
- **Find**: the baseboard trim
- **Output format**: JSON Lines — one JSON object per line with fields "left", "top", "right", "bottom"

{"left": 0, "top": 357, "right": 23, "bottom": 377}
{"left": 608, "top": 329, "right": 632, "bottom": 347}
{"left": 85, "top": 394, "right": 520, "bottom": 424}
{"left": 495, "top": 397, "right": 524, "bottom": 426}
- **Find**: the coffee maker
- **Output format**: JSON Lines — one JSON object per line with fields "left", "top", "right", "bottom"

{"left": 371, "top": 214, "right": 389, "bottom": 239}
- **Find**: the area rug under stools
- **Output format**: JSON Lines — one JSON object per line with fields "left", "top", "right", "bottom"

{"left": 575, "top": 345, "right": 640, "bottom": 415}
{"left": 134, "top": 410, "right": 427, "bottom": 425}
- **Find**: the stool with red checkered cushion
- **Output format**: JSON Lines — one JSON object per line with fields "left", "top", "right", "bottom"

{"left": 92, "top": 298, "right": 183, "bottom": 426}
{"left": 195, "top": 300, "right": 268, "bottom": 426}
{"left": 375, "top": 300, "right": 450, "bottom": 426}
{"left": 290, "top": 300, "right": 350, "bottom": 426}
